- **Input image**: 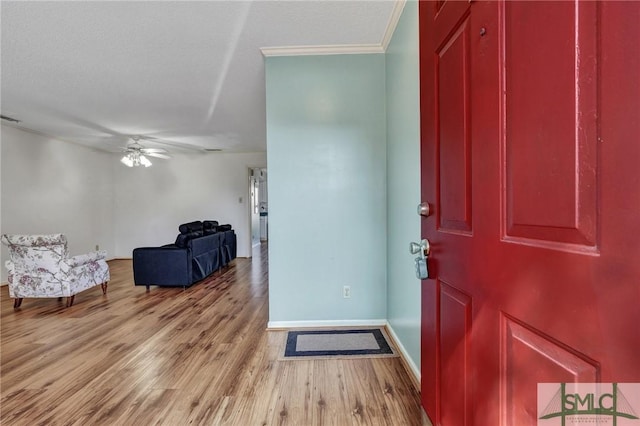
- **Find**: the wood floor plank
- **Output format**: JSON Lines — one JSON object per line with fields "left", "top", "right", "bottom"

{"left": 1, "top": 243, "right": 426, "bottom": 425}
{"left": 311, "top": 360, "right": 351, "bottom": 426}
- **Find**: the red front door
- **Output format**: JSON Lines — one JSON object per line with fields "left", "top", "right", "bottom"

{"left": 419, "top": 1, "right": 640, "bottom": 424}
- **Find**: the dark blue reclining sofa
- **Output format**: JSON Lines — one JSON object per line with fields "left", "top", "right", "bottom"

{"left": 133, "top": 220, "right": 237, "bottom": 289}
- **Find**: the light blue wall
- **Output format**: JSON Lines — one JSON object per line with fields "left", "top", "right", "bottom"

{"left": 265, "top": 3, "right": 421, "bottom": 374}
{"left": 266, "top": 54, "right": 387, "bottom": 323}
{"left": 385, "top": 1, "right": 422, "bottom": 373}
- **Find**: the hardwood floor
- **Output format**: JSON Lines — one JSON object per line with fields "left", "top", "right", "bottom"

{"left": 1, "top": 243, "right": 426, "bottom": 425}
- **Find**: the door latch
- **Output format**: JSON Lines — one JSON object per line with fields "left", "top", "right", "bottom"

{"left": 410, "top": 239, "right": 430, "bottom": 280}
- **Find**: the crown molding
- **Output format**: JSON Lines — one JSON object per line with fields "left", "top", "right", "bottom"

{"left": 261, "top": 44, "right": 384, "bottom": 57}
{"left": 381, "top": 0, "right": 407, "bottom": 51}
{"left": 260, "top": 0, "right": 406, "bottom": 57}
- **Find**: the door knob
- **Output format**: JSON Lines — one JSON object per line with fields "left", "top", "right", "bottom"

{"left": 410, "top": 239, "right": 430, "bottom": 257}
{"left": 410, "top": 239, "right": 430, "bottom": 280}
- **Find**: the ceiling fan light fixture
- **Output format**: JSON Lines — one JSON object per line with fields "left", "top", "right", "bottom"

{"left": 120, "top": 137, "right": 169, "bottom": 167}
{"left": 120, "top": 155, "right": 134, "bottom": 167}
{"left": 139, "top": 155, "right": 152, "bottom": 167}
{"left": 120, "top": 151, "right": 152, "bottom": 167}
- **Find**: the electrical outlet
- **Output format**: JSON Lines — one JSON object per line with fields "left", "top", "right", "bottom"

{"left": 95, "top": 244, "right": 100, "bottom": 251}
{"left": 343, "top": 285, "right": 351, "bottom": 298}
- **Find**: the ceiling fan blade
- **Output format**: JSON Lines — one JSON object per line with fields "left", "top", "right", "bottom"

{"left": 141, "top": 148, "right": 168, "bottom": 154}
{"left": 147, "top": 152, "right": 171, "bottom": 159}
{"left": 141, "top": 136, "right": 208, "bottom": 152}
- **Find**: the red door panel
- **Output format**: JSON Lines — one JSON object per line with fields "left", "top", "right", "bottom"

{"left": 439, "top": 282, "right": 472, "bottom": 425}
{"left": 420, "top": 1, "right": 640, "bottom": 425}
{"left": 503, "top": 0, "right": 598, "bottom": 249}
{"left": 437, "top": 16, "right": 472, "bottom": 234}
{"left": 502, "top": 316, "right": 599, "bottom": 425}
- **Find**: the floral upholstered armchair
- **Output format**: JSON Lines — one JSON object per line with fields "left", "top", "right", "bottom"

{"left": 1, "top": 234, "right": 110, "bottom": 308}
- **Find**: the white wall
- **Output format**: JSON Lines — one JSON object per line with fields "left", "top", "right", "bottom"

{"left": 112, "top": 152, "right": 266, "bottom": 258}
{"left": 1, "top": 124, "right": 115, "bottom": 282}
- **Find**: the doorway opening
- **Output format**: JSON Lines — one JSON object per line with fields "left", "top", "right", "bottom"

{"left": 249, "top": 167, "right": 267, "bottom": 251}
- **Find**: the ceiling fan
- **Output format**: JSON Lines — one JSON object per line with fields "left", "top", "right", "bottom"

{"left": 120, "top": 136, "right": 171, "bottom": 167}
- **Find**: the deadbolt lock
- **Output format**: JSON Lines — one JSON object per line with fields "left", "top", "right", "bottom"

{"left": 417, "top": 202, "right": 431, "bottom": 217}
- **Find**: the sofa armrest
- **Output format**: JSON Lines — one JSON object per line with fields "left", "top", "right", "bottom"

{"left": 133, "top": 247, "right": 192, "bottom": 287}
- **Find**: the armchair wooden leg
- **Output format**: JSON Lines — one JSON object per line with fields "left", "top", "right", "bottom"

{"left": 101, "top": 282, "right": 108, "bottom": 295}
{"left": 66, "top": 295, "right": 75, "bottom": 307}
{"left": 13, "top": 298, "right": 23, "bottom": 309}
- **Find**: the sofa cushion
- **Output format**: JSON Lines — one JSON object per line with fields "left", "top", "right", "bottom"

{"left": 175, "top": 230, "right": 203, "bottom": 248}
{"left": 178, "top": 221, "right": 203, "bottom": 234}
{"left": 174, "top": 234, "right": 188, "bottom": 248}
{"left": 203, "top": 220, "right": 219, "bottom": 235}
{"left": 218, "top": 224, "right": 232, "bottom": 232}
{"left": 203, "top": 220, "right": 219, "bottom": 229}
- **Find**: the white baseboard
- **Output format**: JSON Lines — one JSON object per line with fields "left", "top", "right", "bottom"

{"left": 385, "top": 322, "right": 421, "bottom": 387}
{"left": 267, "top": 319, "right": 387, "bottom": 329}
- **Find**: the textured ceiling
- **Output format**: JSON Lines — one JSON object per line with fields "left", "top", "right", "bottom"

{"left": 1, "top": 1, "right": 399, "bottom": 154}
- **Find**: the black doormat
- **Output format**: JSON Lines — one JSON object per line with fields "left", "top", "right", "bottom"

{"left": 282, "top": 328, "right": 397, "bottom": 360}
